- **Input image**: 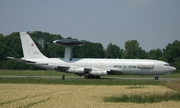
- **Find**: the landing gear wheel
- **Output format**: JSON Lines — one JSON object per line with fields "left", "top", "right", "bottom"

{"left": 84, "top": 75, "right": 100, "bottom": 79}
{"left": 85, "top": 75, "right": 88, "bottom": 79}
{"left": 96, "top": 76, "right": 100, "bottom": 79}
{"left": 154, "top": 76, "right": 159, "bottom": 80}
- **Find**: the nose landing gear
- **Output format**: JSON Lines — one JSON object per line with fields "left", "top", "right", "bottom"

{"left": 154, "top": 75, "right": 159, "bottom": 80}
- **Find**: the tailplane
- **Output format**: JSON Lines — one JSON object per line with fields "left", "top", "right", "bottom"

{"left": 20, "top": 32, "right": 47, "bottom": 59}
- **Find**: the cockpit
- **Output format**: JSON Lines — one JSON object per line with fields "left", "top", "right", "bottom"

{"left": 164, "top": 64, "right": 170, "bottom": 66}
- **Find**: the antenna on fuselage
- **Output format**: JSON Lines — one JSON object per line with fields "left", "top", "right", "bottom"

{"left": 53, "top": 39, "right": 84, "bottom": 61}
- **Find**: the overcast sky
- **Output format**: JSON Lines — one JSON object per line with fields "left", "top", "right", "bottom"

{"left": 1, "top": 0, "right": 180, "bottom": 51}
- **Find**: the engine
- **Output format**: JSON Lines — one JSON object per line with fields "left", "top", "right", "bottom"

{"left": 67, "top": 67, "right": 85, "bottom": 75}
{"left": 89, "top": 70, "right": 107, "bottom": 76}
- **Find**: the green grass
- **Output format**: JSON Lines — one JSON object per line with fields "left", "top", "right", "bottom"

{"left": 0, "top": 77, "right": 166, "bottom": 85}
{"left": 1, "top": 70, "right": 180, "bottom": 104}
{"left": 104, "top": 92, "right": 180, "bottom": 103}
{"left": 167, "top": 80, "right": 180, "bottom": 92}
{"left": 127, "top": 85, "right": 145, "bottom": 89}
{"left": 105, "top": 74, "right": 180, "bottom": 79}
{"left": 0, "top": 70, "right": 178, "bottom": 85}
{"left": 0, "top": 70, "right": 180, "bottom": 78}
{"left": 0, "top": 70, "right": 73, "bottom": 76}
{"left": 104, "top": 80, "right": 180, "bottom": 103}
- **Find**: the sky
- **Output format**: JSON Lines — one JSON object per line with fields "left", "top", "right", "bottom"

{"left": 0, "top": 0, "right": 180, "bottom": 51}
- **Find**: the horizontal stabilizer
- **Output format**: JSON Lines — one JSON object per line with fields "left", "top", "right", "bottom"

{"left": 6, "top": 57, "right": 36, "bottom": 63}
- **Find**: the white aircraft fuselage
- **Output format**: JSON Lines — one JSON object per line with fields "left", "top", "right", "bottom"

{"left": 25, "top": 58, "right": 175, "bottom": 76}
{"left": 7, "top": 32, "right": 176, "bottom": 80}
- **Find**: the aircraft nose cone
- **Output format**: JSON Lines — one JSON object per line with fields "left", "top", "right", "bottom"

{"left": 172, "top": 67, "right": 176, "bottom": 71}
{"left": 166, "top": 66, "right": 176, "bottom": 74}
{"left": 169, "top": 67, "right": 176, "bottom": 73}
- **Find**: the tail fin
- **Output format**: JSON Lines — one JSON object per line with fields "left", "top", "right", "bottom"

{"left": 20, "top": 32, "right": 47, "bottom": 59}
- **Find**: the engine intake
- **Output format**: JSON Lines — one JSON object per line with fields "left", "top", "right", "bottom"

{"left": 67, "top": 67, "right": 85, "bottom": 74}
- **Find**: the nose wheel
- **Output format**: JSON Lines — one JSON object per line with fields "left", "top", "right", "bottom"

{"left": 154, "top": 76, "right": 159, "bottom": 80}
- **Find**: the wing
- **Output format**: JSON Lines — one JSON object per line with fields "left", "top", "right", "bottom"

{"left": 55, "top": 65, "right": 108, "bottom": 76}
{"left": 56, "top": 65, "right": 123, "bottom": 76}
{"left": 55, "top": 65, "right": 70, "bottom": 72}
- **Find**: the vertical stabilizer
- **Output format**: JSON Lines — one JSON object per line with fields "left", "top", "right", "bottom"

{"left": 20, "top": 32, "right": 47, "bottom": 59}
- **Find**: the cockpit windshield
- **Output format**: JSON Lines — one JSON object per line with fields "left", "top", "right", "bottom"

{"left": 164, "top": 64, "right": 170, "bottom": 66}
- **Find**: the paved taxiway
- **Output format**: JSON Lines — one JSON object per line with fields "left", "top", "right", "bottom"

{"left": 0, "top": 76, "right": 179, "bottom": 82}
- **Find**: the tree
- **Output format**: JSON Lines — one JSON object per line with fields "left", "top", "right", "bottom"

{"left": 0, "top": 31, "right": 64, "bottom": 69}
{"left": 148, "top": 48, "right": 163, "bottom": 60}
{"left": 29, "top": 31, "right": 64, "bottom": 58}
{"left": 172, "top": 57, "right": 180, "bottom": 73}
{"left": 3, "top": 32, "right": 22, "bottom": 58}
{"left": 73, "top": 41, "right": 105, "bottom": 58}
{"left": 0, "top": 32, "right": 29, "bottom": 69}
{"left": 0, "top": 34, "right": 5, "bottom": 61}
{"left": 105, "top": 43, "right": 123, "bottom": 58}
{"left": 0, "top": 34, "right": 5, "bottom": 68}
{"left": 123, "top": 40, "right": 147, "bottom": 59}
{"left": 0, "top": 31, "right": 179, "bottom": 71}
{"left": 163, "top": 40, "right": 180, "bottom": 63}
{"left": 163, "top": 40, "right": 180, "bottom": 71}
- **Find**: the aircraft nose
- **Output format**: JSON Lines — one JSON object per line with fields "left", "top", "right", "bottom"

{"left": 169, "top": 66, "right": 176, "bottom": 73}
{"left": 172, "top": 67, "right": 176, "bottom": 71}
{"left": 165, "top": 66, "right": 176, "bottom": 74}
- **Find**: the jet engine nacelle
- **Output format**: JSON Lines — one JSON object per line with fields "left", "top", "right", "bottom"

{"left": 89, "top": 70, "right": 107, "bottom": 76}
{"left": 67, "top": 67, "right": 85, "bottom": 74}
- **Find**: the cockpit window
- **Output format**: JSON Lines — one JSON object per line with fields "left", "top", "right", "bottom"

{"left": 164, "top": 64, "right": 169, "bottom": 66}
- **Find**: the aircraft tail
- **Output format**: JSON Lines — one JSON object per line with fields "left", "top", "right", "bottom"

{"left": 20, "top": 32, "right": 47, "bottom": 59}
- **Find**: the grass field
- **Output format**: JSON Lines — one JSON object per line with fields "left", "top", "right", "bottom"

{"left": 0, "top": 70, "right": 180, "bottom": 107}
{"left": 0, "top": 84, "right": 180, "bottom": 108}
{"left": 0, "top": 70, "right": 180, "bottom": 78}
{"left": 0, "top": 70, "right": 171, "bottom": 85}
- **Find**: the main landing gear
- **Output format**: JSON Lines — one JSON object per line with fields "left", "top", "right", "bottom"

{"left": 84, "top": 75, "right": 100, "bottom": 79}
{"left": 154, "top": 75, "right": 159, "bottom": 80}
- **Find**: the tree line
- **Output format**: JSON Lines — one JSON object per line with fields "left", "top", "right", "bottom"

{"left": 0, "top": 31, "right": 179, "bottom": 73}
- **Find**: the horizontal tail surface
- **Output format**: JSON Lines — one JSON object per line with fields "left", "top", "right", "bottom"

{"left": 20, "top": 32, "right": 47, "bottom": 59}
